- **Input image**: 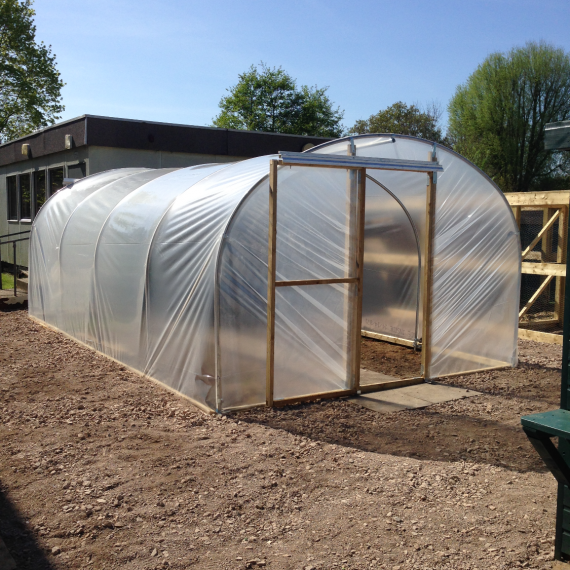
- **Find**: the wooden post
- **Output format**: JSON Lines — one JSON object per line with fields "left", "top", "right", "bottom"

{"left": 266, "top": 159, "right": 278, "bottom": 407}
{"left": 351, "top": 169, "right": 366, "bottom": 391}
{"left": 421, "top": 154, "right": 437, "bottom": 380}
{"left": 513, "top": 206, "right": 521, "bottom": 228}
{"left": 543, "top": 208, "right": 555, "bottom": 262}
{"left": 542, "top": 207, "right": 557, "bottom": 323}
{"left": 345, "top": 141, "right": 358, "bottom": 388}
{"left": 556, "top": 206, "right": 568, "bottom": 325}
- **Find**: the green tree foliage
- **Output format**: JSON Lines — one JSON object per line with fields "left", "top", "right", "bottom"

{"left": 213, "top": 63, "right": 344, "bottom": 137}
{"left": 350, "top": 101, "right": 447, "bottom": 144}
{"left": 448, "top": 41, "right": 570, "bottom": 193}
{"left": 0, "top": 0, "right": 64, "bottom": 142}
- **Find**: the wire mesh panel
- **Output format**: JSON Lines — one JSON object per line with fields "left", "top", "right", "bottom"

{"left": 516, "top": 203, "right": 568, "bottom": 339}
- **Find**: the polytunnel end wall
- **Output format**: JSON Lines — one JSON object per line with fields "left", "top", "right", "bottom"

{"left": 308, "top": 134, "right": 521, "bottom": 380}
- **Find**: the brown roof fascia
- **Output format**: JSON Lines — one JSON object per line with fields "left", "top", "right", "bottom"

{"left": 0, "top": 115, "right": 332, "bottom": 167}
{"left": 0, "top": 116, "right": 86, "bottom": 167}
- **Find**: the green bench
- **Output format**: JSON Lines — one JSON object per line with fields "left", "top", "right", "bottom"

{"left": 522, "top": 410, "right": 570, "bottom": 561}
{"left": 522, "top": 409, "right": 570, "bottom": 486}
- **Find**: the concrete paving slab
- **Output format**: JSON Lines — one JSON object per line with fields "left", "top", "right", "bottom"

{"left": 401, "top": 382, "right": 477, "bottom": 404}
{"left": 360, "top": 369, "right": 400, "bottom": 386}
{"left": 350, "top": 382, "right": 480, "bottom": 414}
{"left": 354, "top": 392, "right": 433, "bottom": 413}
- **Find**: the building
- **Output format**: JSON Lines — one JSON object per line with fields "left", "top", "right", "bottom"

{"left": 0, "top": 115, "right": 330, "bottom": 267}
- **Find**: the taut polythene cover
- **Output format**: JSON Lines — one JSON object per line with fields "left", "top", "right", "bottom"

{"left": 29, "top": 135, "right": 520, "bottom": 412}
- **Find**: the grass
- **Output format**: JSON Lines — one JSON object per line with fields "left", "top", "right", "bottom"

{"left": 1, "top": 272, "right": 15, "bottom": 291}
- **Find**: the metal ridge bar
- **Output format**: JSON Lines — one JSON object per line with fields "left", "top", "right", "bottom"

{"left": 278, "top": 151, "right": 444, "bottom": 173}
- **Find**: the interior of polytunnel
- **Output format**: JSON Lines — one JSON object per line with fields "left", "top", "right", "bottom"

{"left": 360, "top": 175, "right": 423, "bottom": 381}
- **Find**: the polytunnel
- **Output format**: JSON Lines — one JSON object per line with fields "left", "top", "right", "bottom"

{"left": 29, "top": 135, "right": 521, "bottom": 413}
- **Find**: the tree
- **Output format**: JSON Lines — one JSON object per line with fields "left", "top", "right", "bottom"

{"left": 350, "top": 101, "right": 447, "bottom": 144}
{"left": 448, "top": 41, "right": 570, "bottom": 193}
{"left": 213, "top": 63, "right": 344, "bottom": 137}
{"left": 0, "top": 0, "right": 64, "bottom": 142}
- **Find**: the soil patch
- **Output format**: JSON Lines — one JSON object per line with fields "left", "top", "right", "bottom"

{"left": 360, "top": 338, "right": 422, "bottom": 378}
{"left": 0, "top": 307, "right": 562, "bottom": 569}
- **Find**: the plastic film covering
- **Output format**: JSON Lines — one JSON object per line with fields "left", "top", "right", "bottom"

{"left": 218, "top": 166, "right": 357, "bottom": 408}
{"left": 88, "top": 164, "right": 229, "bottom": 367}
{"left": 60, "top": 169, "right": 171, "bottom": 342}
{"left": 363, "top": 177, "right": 421, "bottom": 341}
{"left": 29, "top": 162, "right": 239, "bottom": 410}
{"left": 144, "top": 157, "right": 271, "bottom": 408}
{"left": 310, "top": 136, "right": 521, "bottom": 375}
{"left": 29, "top": 168, "right": 150, "bottom": 326}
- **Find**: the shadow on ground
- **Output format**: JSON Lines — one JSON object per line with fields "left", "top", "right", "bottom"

{"left": 0, "top": 483, "right": 55, "bottom": 570}
{"left": 238, "top": 390, "right": 553, "bottom": 475}
{"left": 0, "top": 301, "right": 28, "bottom": 313}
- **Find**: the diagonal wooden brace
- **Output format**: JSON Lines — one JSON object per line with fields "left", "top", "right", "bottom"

{"left": 523, "top": 427, "right": 570, "bottom": 486}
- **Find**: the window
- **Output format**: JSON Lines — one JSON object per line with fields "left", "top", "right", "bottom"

{"left": 67, "top": 162, "right": 86, "bottom": 180}
{"left": 7, "top": 176, "right": 17, "bottom": 220}
{"left": 49, "top": 167, "right": 64, "bottom": 196}
{"left": 34, "top": 170, "right": 46, "bottom": 215}
{"left": 20, "top": 173, "right": 31, "bottom": 220}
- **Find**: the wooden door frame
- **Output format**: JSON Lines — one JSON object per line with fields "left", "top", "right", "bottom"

{"left": 265, "top": 151, "right": 441, "bottom": 407}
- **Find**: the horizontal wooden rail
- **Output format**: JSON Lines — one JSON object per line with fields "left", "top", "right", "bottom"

{"left": 521, "top": 262, "right": 566, "bottom": 277}
{"left": 518, "top": 328, "right": 563, "bottom": 345}
{"left": 361, "top": 329, "right": 419, "bottom": 349}
{"left": 359, "top": 377, "right": 424, "bottom": 393}
{"left": 273, "top": 388, "right": 357, "bottom": 407}
{"left": 275, "top": 277, "right": 358, "bottom": 287}
{"left": 506, "top": 190, "right": 570, "bottom": 207}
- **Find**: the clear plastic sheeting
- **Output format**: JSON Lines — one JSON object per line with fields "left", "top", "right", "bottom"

{"left": 29, "top": 134, "right": 520, "bottom": 413}
{"left": 217, "top": 166, "right": 358, "bottom": 408}
{"left": 363, "top": 177, "right": 421, "bottom": 341}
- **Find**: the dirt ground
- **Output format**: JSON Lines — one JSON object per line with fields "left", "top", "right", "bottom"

{"left": 0, "top": 305, "right": 563, "bottom": 570}
{"left": 360, "top": 339, "right": 422, "bottom": 378}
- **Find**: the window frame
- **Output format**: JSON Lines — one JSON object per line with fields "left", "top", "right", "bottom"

{"left": 33, "top": 169, "right": 47, "bottom": 218}
{"left": 48, "top": 166, "right": 65, "bottom": 198}
{"left": 19, "top": 172, "right": 32, "bottom": 222}
{"left": 6, "top": 174, "right": 18, "bottom": 222}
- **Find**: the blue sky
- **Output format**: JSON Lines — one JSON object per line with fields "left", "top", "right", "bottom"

{"left": 34, "top": 0, "right": 570, "bottom": 132}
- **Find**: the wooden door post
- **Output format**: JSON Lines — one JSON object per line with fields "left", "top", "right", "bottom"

{"left": 351, "top": 168, "right": 366, "bottom": 391}
{"left": 421, "top": 151, "right": 437, "bottom": 379}
{"left": 266, "top": 159, "right": 278, "bottom": 407}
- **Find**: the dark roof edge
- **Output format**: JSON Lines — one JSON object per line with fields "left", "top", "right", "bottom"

{"left": 83, "top": 114, "right": 332, "bottom": 141}
{"left": 0, "top": 114, "right": 332, "bottom": 148}
{"left": 0, "top": 115, "right": 87, "bottom": 149}
{"left": 0, "top": 115, "right": 333, "bottom": 167}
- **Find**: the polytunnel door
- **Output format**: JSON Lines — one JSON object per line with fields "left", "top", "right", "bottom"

{"left": 265, "top": 161, "right": 366, "bottom": 405}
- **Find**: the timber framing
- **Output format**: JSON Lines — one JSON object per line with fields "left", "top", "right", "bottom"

{"left": 361, "top": 330, "right": 419, "bottom": 349}
{"left": 261, "top": 151, "right": 442, "bottom": 409}
{"left": 507, "top": 190, "right": 570, "bottom": 345}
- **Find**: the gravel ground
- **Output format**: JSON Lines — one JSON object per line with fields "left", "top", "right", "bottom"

{"left": 0, "top": 306, "right": 562, "bottom": 570}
